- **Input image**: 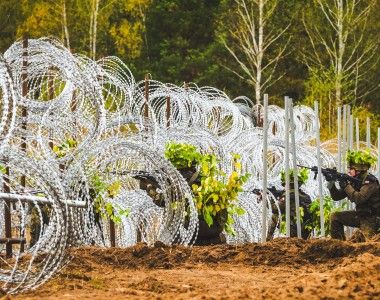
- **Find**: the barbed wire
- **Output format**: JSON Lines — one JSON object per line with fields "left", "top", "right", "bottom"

{"left": 0, "top": 38, "right": 377, "bottom": 293}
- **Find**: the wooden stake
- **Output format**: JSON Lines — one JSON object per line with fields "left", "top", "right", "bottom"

{"left": 20, "top": 37, "right": 29, "bottom": 252}
{"left": 4, "top": 167, "right": 12, "bottom": 257}
{"left": 342, "top": 105, "right": 347, "bottom": 170}
{"left": 166, "top": 97, "right": 171, "bottom": 128}
{"left": 109, "top": 220, "right": 116, "bottom": 247}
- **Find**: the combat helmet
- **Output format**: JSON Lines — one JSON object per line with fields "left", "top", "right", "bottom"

{"left": 280, "top": 168, "right": 309, "bottom": 186}
{"left": 346, "top": 149, "right": 376, "bottom": 171}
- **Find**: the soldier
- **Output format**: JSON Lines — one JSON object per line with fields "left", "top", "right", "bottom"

{"left": 327, "top": 150, "right": 380, "bottom": 240}
{"left": 29, "top": 203, "right": 50, "bottom": 247}
{"left": 267, "top": 168, "right": 312, "bottom": 240}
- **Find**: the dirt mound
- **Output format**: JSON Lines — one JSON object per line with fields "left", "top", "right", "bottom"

{"left": 348, "top": 229, "right": 367, "bottom": 243}
{"left": 371, "top": 233, "right": 380, "bottom": 242}
{"left": 11, "top": 238, "right": 380, "bottom": 299}
{"left": 67, "top": 237, "right": 379, "bottom": 270}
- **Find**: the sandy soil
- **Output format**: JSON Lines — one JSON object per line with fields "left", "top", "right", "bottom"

{"left": 5, "top": 235, "right": 380, "bottom": 300}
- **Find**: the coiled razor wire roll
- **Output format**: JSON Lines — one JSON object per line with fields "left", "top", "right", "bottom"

{"left": 0, "top": 55, "right": 17, "bottom": 154}
{"left": 4, "top": 38, "right": 106, "bottom": 163}
{"left": 0, "top": 149, "right": 67, "bottom": 294}
{"left": 73, "top": 139, "right": 199, "bottom": 246}
{"left": 4, "top": 39, "right": 79, "bottom": 112}
{"left": 2, "top": 38, "right": 375, "bottom": 292}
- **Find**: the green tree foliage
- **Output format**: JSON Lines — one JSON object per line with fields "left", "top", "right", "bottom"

{"left": 304, "top": 67, "right": 337, "bottom": 140}
{"left": 108, "top": 0, "right": 151, "bottom": 59}
{"left": 352, "top": 106, "right": 380, "bottom": 145}
{"left": 303, "top": 0, "right": 378, "bottom": 103}
{"left": 0, "top": 0, "right": 378, "bottom": 130}
{"left": 164, "top": 142, "right": 202, "bottom": 168}
{"left": 17, "top": 0, "right": 61, "bottom": 38}
{"left": 12, "top": 0, "right": 150, "bottom": 59}
{"left": 135, "top": 0, "right": 226, "bottom": 86}
{"left": 267, "top": 0, "right": 309, "bottom": 104}
{"left": 0, "top": 0, "right": 24, "bottom": 51}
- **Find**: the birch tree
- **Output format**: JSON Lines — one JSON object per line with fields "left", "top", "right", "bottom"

{"left": 17, "top": 0, "right": 151, "bottom": 60}
{"left": 303, "top": 0, "right": 378, "bottom": 107}
{"left": 222, "top": 0, "right": 289, "bottom": 105}
{"left": 61, "top": 0, "right": 70, "bottom": 49}
{"left": 89, "top": 0, "right": 100, "bottom": 60}
{"left": 16, "top": 0, "right": 71, "bottom": 50}
{"left": 88, "top": 0, "right": 152, "bottom": 60}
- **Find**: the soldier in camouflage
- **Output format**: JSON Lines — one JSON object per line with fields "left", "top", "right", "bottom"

{"left": 268, "top": 168, "right": 312, "bottom": 240}
{"left": 327, "top": 150, "right": 380, "bottom": 240}
{"left": 29, "top": 203, "right": 50, "bottom": 247}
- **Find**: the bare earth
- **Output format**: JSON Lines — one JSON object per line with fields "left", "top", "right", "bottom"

{"left": 6, "top": 235, "right": 380, "bottom": 300}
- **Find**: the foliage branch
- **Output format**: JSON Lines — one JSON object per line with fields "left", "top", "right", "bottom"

{"left": 165, "top": 141, "right": 250, "bottom": 235}
{"left": 52, "top": 137, "right": 77, "bottom": 158}
{"left": 305, "top": 196, "right": 348, "bottom": 236}
{"left": 280, "top": 168, "right": 309, "bottom": 185}
{"left": 346, "top": 149, "right": 377, "bottom": 167}
{"left": 89, "top": 173, "right": 130, "bottom": 224}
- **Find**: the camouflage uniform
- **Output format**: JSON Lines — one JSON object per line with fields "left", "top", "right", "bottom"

{"left": 29, "top": 204, "right": 50, "bottom": 247}
{"left": 329, "top": 172, "right": 380, "bottom": 240}
{"left": 268, "top": 187, "right": 312, "bottom": 240}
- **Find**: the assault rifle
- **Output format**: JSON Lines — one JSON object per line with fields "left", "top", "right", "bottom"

{"left": 109, "top": 170, "right": 159, "bottom": 186}
{"left": 250, "top": 186, "right": 283, "bottom": 199}
{"left": 297, "top": 165, "right": 362, "bottom": 185}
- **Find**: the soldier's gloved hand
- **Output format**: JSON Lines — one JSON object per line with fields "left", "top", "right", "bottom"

{"left": 338, "top": 179, "right": 348, "bottom": 189}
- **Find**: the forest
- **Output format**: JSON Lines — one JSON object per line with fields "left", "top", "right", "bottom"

{"left": 1, "top": 1, "right": 380, "bottom": 298}
{"left": 0, "top": 0, "right": 379, "bottom": 139}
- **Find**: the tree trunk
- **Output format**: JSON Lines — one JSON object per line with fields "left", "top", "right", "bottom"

{"left": 89, "top": 0, "right": 99, "bottom": 60}
{"left": 89, "top": 0, "right": 94, "bottom": 57}
{"left": 335, "top": 0, "right": 344, "bottom": 107}
{"left": 256, "top": 0, "right": 264, "bottom": 105}
{"left": 92, "top": 0, "right": 99, "bottom": 60}
{"left": 62, "top": 0, "right": 70, "bottom": 50}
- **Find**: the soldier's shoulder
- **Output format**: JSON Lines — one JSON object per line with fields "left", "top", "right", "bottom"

{"left": 364, "top": 174, "right": 379, "bottom": 185}
{"left": 298, "top": 189, "right": 311, "bottom": 199}
{"left": 299, "top": 189, "right": 309, "bottom": 197}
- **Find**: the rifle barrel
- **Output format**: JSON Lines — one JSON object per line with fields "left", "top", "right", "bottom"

{"left": 296, "top": 165, "right": 316, "bottom": 170}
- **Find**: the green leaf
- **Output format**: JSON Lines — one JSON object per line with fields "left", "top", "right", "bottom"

{"left": 280, "top": 168, "right": 309, "bottom": 185}
{"left": 171, "top": 201, "right": 178, "bottom": 210}
{"left": 107, "top": 180, "right": 121, "bottom": 198}
{"left": 0, "top": 165, "right": 6, "bottom": 174}
{"left": 203, "top": 208, "right": 213, "bottom": 226}
{"left": 105, "top": 202, "right": 114, "bottom": 216}
{"left": 235, "top": 206, "right": 245, "bottom": 215}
